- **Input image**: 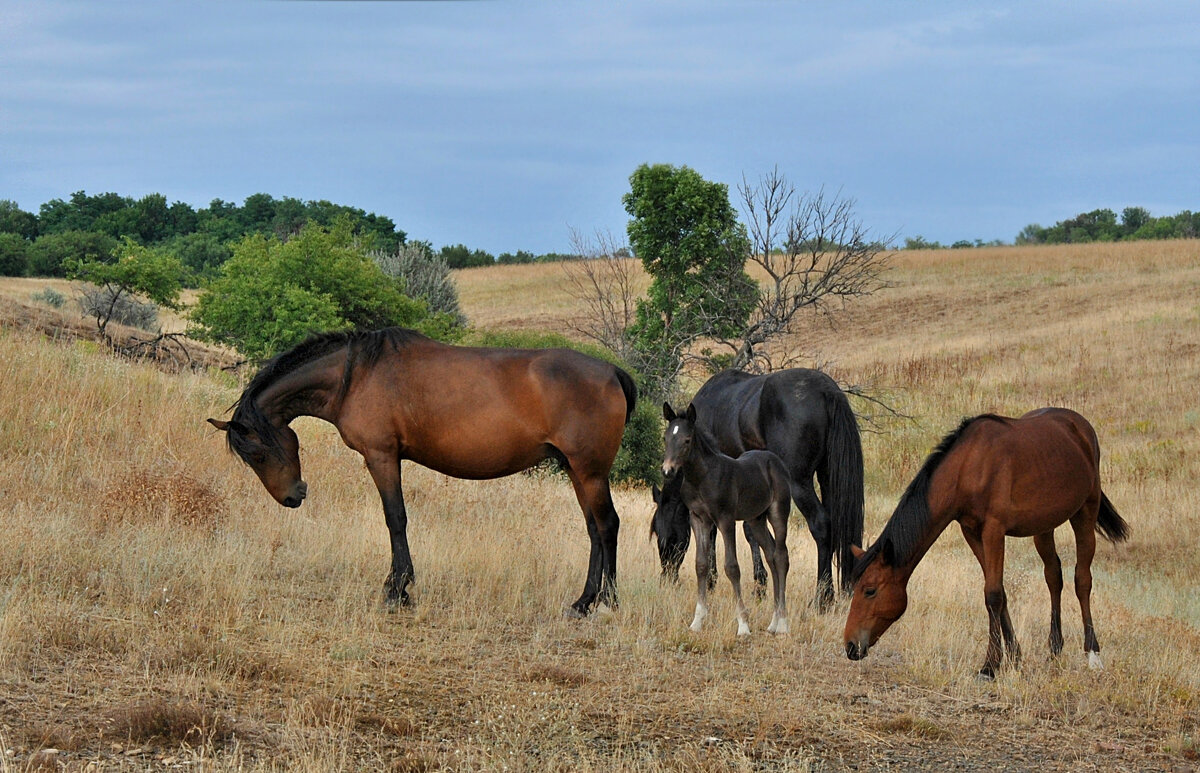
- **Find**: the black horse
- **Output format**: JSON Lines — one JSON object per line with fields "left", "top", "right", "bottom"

{"left": 650, "top": 368, "right": 864, "bottom": 610}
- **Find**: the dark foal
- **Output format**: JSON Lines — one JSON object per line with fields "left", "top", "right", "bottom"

{"left": 844, "top": 408, "right": 1129, "bottom": 678}
{"left": 209, "top": 328, "right": 635, "bottom": 617}
{"left": 661, "top": 402, "right": 791, "bottom": 636}
{"left": 651, "top": 368, "right": 863, "bottom": 611}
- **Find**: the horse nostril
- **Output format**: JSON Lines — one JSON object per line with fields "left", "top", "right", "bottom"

{"left": 846, "top": 641, "right": 862, "bottom": 660}
{"left": 283, "top": 495, "right": 303, "bottom": 508}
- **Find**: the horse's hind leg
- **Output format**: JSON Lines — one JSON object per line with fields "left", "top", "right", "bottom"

{"left": 792, "top": 479, "right": 833, "bottom": 612}
{"left": 1070, "top": 507, "right": 1104, "bottom": 669}
{"left": 1034, "top": 530, "right": 1065, "bottom": 657}
{"left": 364, "top": 451, "right": 415, "bottom": 608}
{"left": 566, "top": 473, "right": 620, "bottom": 616}
{"left": 741, "top": 521, "right": 768, "bottom": 598}
{"left": 747, "top": 510, "right": 788, "bottom": 634}
{"left": 719, "top": 520, "right": 751, "bottom": 636}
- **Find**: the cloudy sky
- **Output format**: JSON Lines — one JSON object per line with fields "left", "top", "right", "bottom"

{"left": 2, "top": 1, "right": 1197, "bottom": 254}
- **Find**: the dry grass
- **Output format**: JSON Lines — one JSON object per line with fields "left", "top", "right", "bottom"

{"left": 1, "top": 240, "right": 1199, "bottom": 770}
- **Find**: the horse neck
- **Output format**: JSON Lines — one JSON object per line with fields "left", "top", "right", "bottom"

{"left": 681, "top": 425, "right": 722, "bottom": 482}
{"left": 254, "top": 348, "right": 348, "bottom": 427}
{"left": 890, "top": 477, "right": 961, "bottom": 582}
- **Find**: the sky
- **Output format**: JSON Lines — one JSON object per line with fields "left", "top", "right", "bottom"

{"left": 2, "top": 1, "right": 1198, "bottom": 255}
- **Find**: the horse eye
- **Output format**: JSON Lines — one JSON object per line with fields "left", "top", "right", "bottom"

{"left": 250, "top": 451, "right": 267, "bottom": 464}
{"left": 863, "top": 587, "right": 877, "bottom": 599}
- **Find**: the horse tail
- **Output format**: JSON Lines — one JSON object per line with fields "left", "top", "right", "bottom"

{"left": 823, "top": 389, "right": 866, "bottom": 594}
{"left": 614, "top": 366, "right": 638, "bottom": 425}
{"left": 1096, "top": 491, "right": 1130, "bottom": 543}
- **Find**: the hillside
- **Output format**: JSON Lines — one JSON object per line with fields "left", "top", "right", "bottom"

{"left": 1, "top": 240, "right": 1198, "bottom": 770}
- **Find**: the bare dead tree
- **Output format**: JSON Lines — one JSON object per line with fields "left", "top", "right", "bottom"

{"left": 695, "top": 168, "right": 895, "bottom": 373}
{"left": 562, "top": 228, "right": 640, "bottom": 362}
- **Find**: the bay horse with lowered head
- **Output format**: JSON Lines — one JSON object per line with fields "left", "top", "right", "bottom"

{"left": 662, "top": 402, "right": 792, "bottom": 636}
{"left": 208, "top": 328, "right": 636, "bottom": 617}
{"left": 651, "top": 368, "right": 864, "bottom": 611}
{"left": 844, "top": 408, "right": 1129, "bottom": 679}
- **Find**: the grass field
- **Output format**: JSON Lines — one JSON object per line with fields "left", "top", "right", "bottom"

{"left": 1, "top": 240, "right": 1198, "bottom": 770}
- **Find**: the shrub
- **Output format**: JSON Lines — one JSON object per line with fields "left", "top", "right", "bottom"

{"left": 31, "top": 287, "right": 66, "bottom": 308}
{"left": 77, "top": 285, "right": 159, "bottom": 331}
{"left": 371, "top": 241, "right": 466, "bottom": 325}
{"left": 0, "top": 232, "right": 29, "bottom": 275}
{"left": 190, "top": 218, "right": 448, "bottom": 360}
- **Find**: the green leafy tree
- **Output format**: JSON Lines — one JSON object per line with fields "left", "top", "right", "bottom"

{"left": 0, "top": 232, "right": 29, "bottom": 275}
{"left": 0, "top": 200, "right": 39, "bottom": 239}
{"left": 27, "top": 230, "right": 119, "bottom": 277}
{"left": 190, "top": 218, "right": 444, "bottom": 360}
{"left": 167, "top": 232, "right": 232, "bottom": 282}
{"left": 439, "top": 243, "right": 495, "bottom": 269}
{"left": 623, "top": 163, "right": 755, "bottom": 399}
{"left": 67, "top": 238, "right": 185, "bottom": 335}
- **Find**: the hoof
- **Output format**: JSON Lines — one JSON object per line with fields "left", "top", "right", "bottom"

{"left": 976, "top": 666, "right": 996, "bottom": 682}
{"left": 382, "top": 592, "right": 412, "bottom": 611}
{"left": 736, "top": 622, "right": 751, "bottom": 637}
{"left": 1087, "top": 651, "right": 1104, "bottom": 670}
{"left": 563, "top": 605, "right": 588, "bottom": 620}
{"left": 767, "top": 618, "right": 789, "bottom": 635}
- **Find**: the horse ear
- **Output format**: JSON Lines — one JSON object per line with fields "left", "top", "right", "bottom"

{"left": 850, "top": 544, "right": 865, "bottom": 559}
{"left": 208, "top": 418, "right": 230, "bottom": 432}
{"left": 880, "top": 538, "right": 897, "bottom": 566}
{"left": 685, "top": 403, "right": 697, "bottom": 423}
{"left": 651, "top": 484, "right": 661, "bottom": 502}
{"left": 663, "top": 402, "right": 676, "bottom": 421}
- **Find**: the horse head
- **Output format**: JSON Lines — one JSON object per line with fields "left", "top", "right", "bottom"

{"left": 661, "top": 401, "right": 698, "bottom": 478}
{"left": 208, "top": 417, "right": 307, "bottom": 508}
{"left": 844, "top": 540, "right": 909, "bottom": 660}
{"left": 650, "top": 480, "right": 691, "bottom": 582}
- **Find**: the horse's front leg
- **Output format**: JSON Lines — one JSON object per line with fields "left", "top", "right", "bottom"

{"left": 364, "top": 451, "right": 414, "bottom": 608}
{"left": 690, "top": 513, "right": 713, "bottom": 632}
{"left": 962, "top": 522, "right": 1017, "bottom": 679}
{"left": 720, "top": 520, "right": 750, "bottom": 636}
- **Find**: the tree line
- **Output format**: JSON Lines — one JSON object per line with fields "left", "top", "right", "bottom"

{"left": 0, "top": 191, "right": 577, "bottom": 280}
{"left": 902, "top": 205, "right": 1199, "bottom": 250}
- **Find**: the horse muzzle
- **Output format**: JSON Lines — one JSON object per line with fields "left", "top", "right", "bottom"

{"left": 845, "top": 637, "right": 870, "bottom": 661}
{"left": 282, "top": 481, "right": 308, "bottom": 509}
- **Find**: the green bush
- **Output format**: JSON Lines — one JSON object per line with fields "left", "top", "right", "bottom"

{"left": 190, "top": 218, "right": 455, "bottom": 361}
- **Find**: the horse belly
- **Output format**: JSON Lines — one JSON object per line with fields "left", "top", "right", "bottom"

{"left": 406, "top": 431, "right": 547, "bottom": 480}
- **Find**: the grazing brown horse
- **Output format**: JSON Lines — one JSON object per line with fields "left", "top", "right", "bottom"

{"left": 662, "top": 403, "right": 791, "bottom": 636}
{"left": 844, "top": 408, "right": 1129, "bottom": 679}
{"left": 208, "top": 328, "right": 636, "bottom": 617}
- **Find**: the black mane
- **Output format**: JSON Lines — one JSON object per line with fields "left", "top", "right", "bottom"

{"left": 225, "top": 328, "right": 427, "bottom": 459}
{"left": 852, "top": 414, "right": 1007, "bottom": 580}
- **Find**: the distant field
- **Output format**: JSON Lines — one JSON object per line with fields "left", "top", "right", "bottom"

{"left": 1, "top": 240, "right": 1198, "bottom": 770}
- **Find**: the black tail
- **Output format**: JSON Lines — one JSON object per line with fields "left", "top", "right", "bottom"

{"left": 821, "top": 390, "right": 866, "bottom": 594}
{"left": 1096, "top": 491, "right": 1130, "bottom": 543}
{"left": 614, "top": 366, "right": 638, "bottom": 424}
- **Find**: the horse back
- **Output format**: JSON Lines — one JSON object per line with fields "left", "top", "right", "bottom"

{"left": 340, "top": 341, "right": 630, "bottom": 478}
{"left": 939, "top": 409, "right": 1101, "bottom": 535}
